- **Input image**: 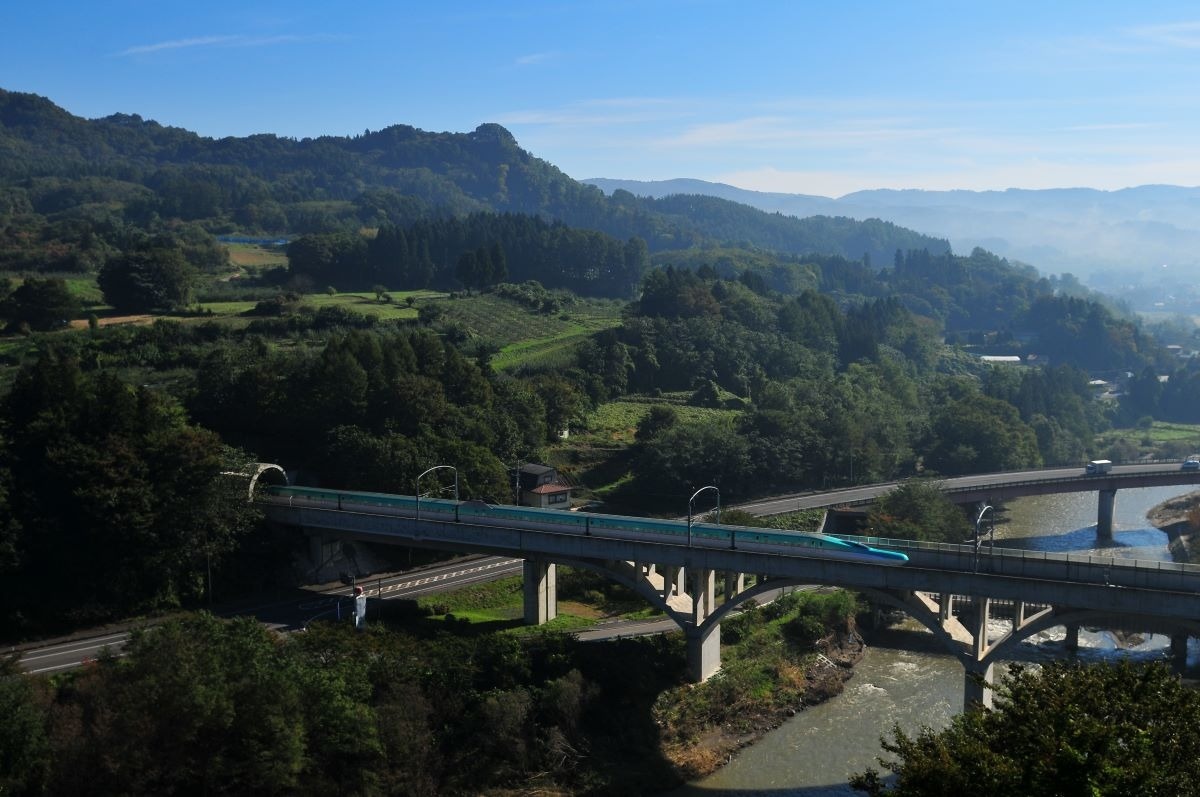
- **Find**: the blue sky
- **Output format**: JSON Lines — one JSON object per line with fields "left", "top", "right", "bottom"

{"left": 6, "top": 1, "right": 1200, "bottom": 196}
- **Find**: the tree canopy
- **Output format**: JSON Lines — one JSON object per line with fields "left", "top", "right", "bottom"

{"left": 852, "top": 661, "right": 1200, "bottom": 797}
{"left": 867, "top": 479, "right": 971, "bottom": 543}
{"left": 98, "top": 246, "right": 195, "bottom": 311}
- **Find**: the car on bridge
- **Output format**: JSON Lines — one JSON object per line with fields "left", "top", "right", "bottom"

{"left": 1183, "top": 457, "right": 1200, "bottom": 471}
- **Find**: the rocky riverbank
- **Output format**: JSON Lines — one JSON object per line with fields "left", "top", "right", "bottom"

{"left": 661, "top": 625, "right": 865, "bottom": 781}
{"left": 1147, "top": 490, "right": 1200, "bottom": 563}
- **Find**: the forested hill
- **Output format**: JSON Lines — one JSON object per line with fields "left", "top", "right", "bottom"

{"left": 0, "top": 88, "right": 948, "bottom": 269}
{"left": 637, "top": 193, "right": 948, "bottom": 263}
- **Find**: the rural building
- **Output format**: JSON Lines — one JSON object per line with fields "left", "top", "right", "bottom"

{"left": 515, "top": 463, "right": 572, "bottom": 509}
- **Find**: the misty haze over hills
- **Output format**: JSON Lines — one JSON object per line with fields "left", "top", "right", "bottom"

{"left": 584, "top": 178, "right": 1200, "bottom": 311}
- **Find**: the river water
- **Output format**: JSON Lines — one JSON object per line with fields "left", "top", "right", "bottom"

{"left": 676, "top": 485, "right": 1196, "bottom": 796}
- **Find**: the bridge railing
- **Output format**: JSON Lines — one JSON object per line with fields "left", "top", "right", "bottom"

{"left": 843, "top": 531, "right": 1200, "bottom": 571}
{"left": 938, "top": 472, "right": 1195, "bottom": 497}
{"left": 841, "top": 533, "right": 1200, "bottom": 593}
{"left": 774, "top": 465, "right": 1200, "bottom": 510}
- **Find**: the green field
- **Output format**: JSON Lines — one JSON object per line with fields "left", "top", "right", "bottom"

{"left": 1094, "top": 420, "right": 1200, "bottom": 461}
{"left": 576, "top": 398, "right": 742, "bottom": 446}
{"left": 429, "top": 294, "right": 623, "bottom": 369}
{"left": 414, "top": 572, "right": 626, "bottom": 633}
{"left": 1140, "top": 421, "right": 1200, "bottom": 443}
{"left": 223, "top": 243, "right": 289, "bottom": 270}
{"left": 174, "top": 289, "right": 441, "bottom": 325}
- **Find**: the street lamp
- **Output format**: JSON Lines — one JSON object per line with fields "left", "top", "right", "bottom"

{"left": 687, "top": 485, "right": 720, "bottom": 548}
{"left": 973, "top": 504, "right": 995, "bottom": 573}
{"left": 416, "top": 465, "right": 459, "bottom": 523}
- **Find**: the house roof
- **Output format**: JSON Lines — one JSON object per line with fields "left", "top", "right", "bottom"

{"left": 519, "top": 463, "right": 556, "bottom": 477}
{"left": 529, "top": 483, "right": 571, "bottom": 495}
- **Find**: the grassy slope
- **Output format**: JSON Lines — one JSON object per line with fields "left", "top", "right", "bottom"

{"left": 1095, "top": 420, "right": 1200, "bottom": 459}
{"left": 428, "top": 293, "right": 625, "bottom": 370}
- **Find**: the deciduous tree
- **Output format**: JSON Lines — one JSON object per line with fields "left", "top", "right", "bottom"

{"left": 851, "top": 661, "right": 1200, "bottom": 797}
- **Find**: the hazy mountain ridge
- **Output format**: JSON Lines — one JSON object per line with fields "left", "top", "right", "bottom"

{"left": 585, "top": 177, "right": 1200, "bottom": 283}
{"left": 0, "top": 88, "right": 950, "bottom": 271}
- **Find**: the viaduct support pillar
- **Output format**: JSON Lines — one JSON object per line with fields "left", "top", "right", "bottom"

{"left": 964, "top": 661, "right": 995, "bottom": 710}
{"left": 663, "top": 566, "right": 685, "bottom": 600}
{"left": 1065, "top": 624, "right": 1080, "bottom": 652}
{"left": 685, "top": 568, "right": 721, "bottom": 682}
{"left": 1171, "top": 634, "right": 1189, "bottom": 671}
{"left": 723, "top": 571, "right": 744, "bottom": 602}
{"left": 964, "top": 596, "right": 994, "bottom": 710}
{"left": 692, "top": 568, "right": 716, "bottom": 624}
{"left": 681, "top": 568, "right": 715, "bottom": 681}
{"left": 522, "top": 560, "right": 557, "bottom": 625}
{"left": 939, "top": 591, "right": 953, "bottom": 624}
{"left": 1096, "top": 489, "right": 1117, "bottom": 543}
{"left": 686, "top": 624, "right": 721, "bottom": 682}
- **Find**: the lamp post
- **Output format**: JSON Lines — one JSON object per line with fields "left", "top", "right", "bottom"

{"left": 416, "top": 465, "right": 459, "bottom": 523}
{"left": 973, "top": 504, "right": 995, "bottom": 573}
{"left": 687, "top": 485, "right": 720, "bottom": 548}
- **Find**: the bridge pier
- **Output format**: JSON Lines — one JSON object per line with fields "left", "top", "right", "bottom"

{"left": 1171, "top": 634, "right": 1189, "bottom": 671}
{"left": 724, "top": 570, "right": 745, "bottom": 601}
{"left": 687, "top": 623, "right": 722, "bottom": 682}
{"left": 662, "top": 566, "right": 686, "bottom": 600}
{"left": 1096, "top": 489, "right": 1117, "bottom": 543}
{"left": 939, "top": 591, "right": 953, "bottom": 623}
{"left": 685, "top": 567, "right": 721, "bottom": 681}
{"left": 692, "top": 569, "right": 716, "bottom": 622}
{"left": 964, "top": 661, "right": 995, "bottom": 709}
{"left": 1064, "top": 624, "right": 1079, "bottom": 652}
{"left": 523, "top": 559, "right": 557, "bottom": 625}
{"left": 965, "top": 596, "right": 995, "bottom": 709}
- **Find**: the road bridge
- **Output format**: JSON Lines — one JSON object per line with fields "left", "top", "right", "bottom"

{"left": 736, "top": 462, "right": 1200, "bottom": 541}
{"left": 258, "top": 478, "right": 1200, "bottom": 710}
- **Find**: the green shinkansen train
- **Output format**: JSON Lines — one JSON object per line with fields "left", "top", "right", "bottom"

{"left": 261, "top": 485, "right": 909, "bottom": 565}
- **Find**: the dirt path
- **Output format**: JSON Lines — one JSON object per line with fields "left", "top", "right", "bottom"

{"left": 68, "top": 314, "right": 155, "bottom": 330}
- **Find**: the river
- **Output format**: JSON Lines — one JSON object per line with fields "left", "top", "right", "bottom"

{"left": 676, "top": 485, "right": 1196, "bottom": 796}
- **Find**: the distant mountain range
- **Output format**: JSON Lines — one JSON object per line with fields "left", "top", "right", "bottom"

{"left": 0, "top": 88, "right": 949, "bottom": 273}
{"left": 584, "top": 178, "right": 1200, "bottom": 285}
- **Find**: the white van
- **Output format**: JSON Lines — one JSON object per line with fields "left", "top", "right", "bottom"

{"left": 1085, "top": 459, "right": 1113, "bottom": 475}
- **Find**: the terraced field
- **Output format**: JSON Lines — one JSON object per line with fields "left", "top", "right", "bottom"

{"left": 430, "top": 294, "right": 624, "bottom": 370}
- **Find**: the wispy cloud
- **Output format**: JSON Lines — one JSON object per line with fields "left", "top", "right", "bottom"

{"left": 496, "top": 97, "right": 696, "bottom": 127}
{"left": 1060, "top": 122, "right": 1159, "bottom": 132}
{"left": 117, "top": 33, "right": 339, "bottom": 57}
{"left": 515, "top": 51, "right": 560, "bottom": 66}
{"left": 1127, "top": 20, "right": 1200, "bottom": 49}
{"left": 666, "top": 116, "right": 961, "bottom": 149}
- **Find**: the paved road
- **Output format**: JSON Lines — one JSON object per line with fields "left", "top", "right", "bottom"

{"left": 733, "top": 462, "right": 1199, "bottom": 516}
{"left": 9, "top": 555, "right": 524, "bottom": 675}
{"left": 16, "top": 631, "right": 136, "bottom": 676}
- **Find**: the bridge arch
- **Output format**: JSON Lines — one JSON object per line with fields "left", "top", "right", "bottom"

{"left": 983, "top": 609, "right": 1200, "bottom": 665}
{"left": 856, "top": 587, "right": 967, "bottom": 660}
{"left": 553, "top": 564, "right": 851, "bottom": 638}
{"left": 550, "top": 557, "right": 686, "bottom": 627}
{"left": 857, "top": 588, "right": 1200, "bottom": 709}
